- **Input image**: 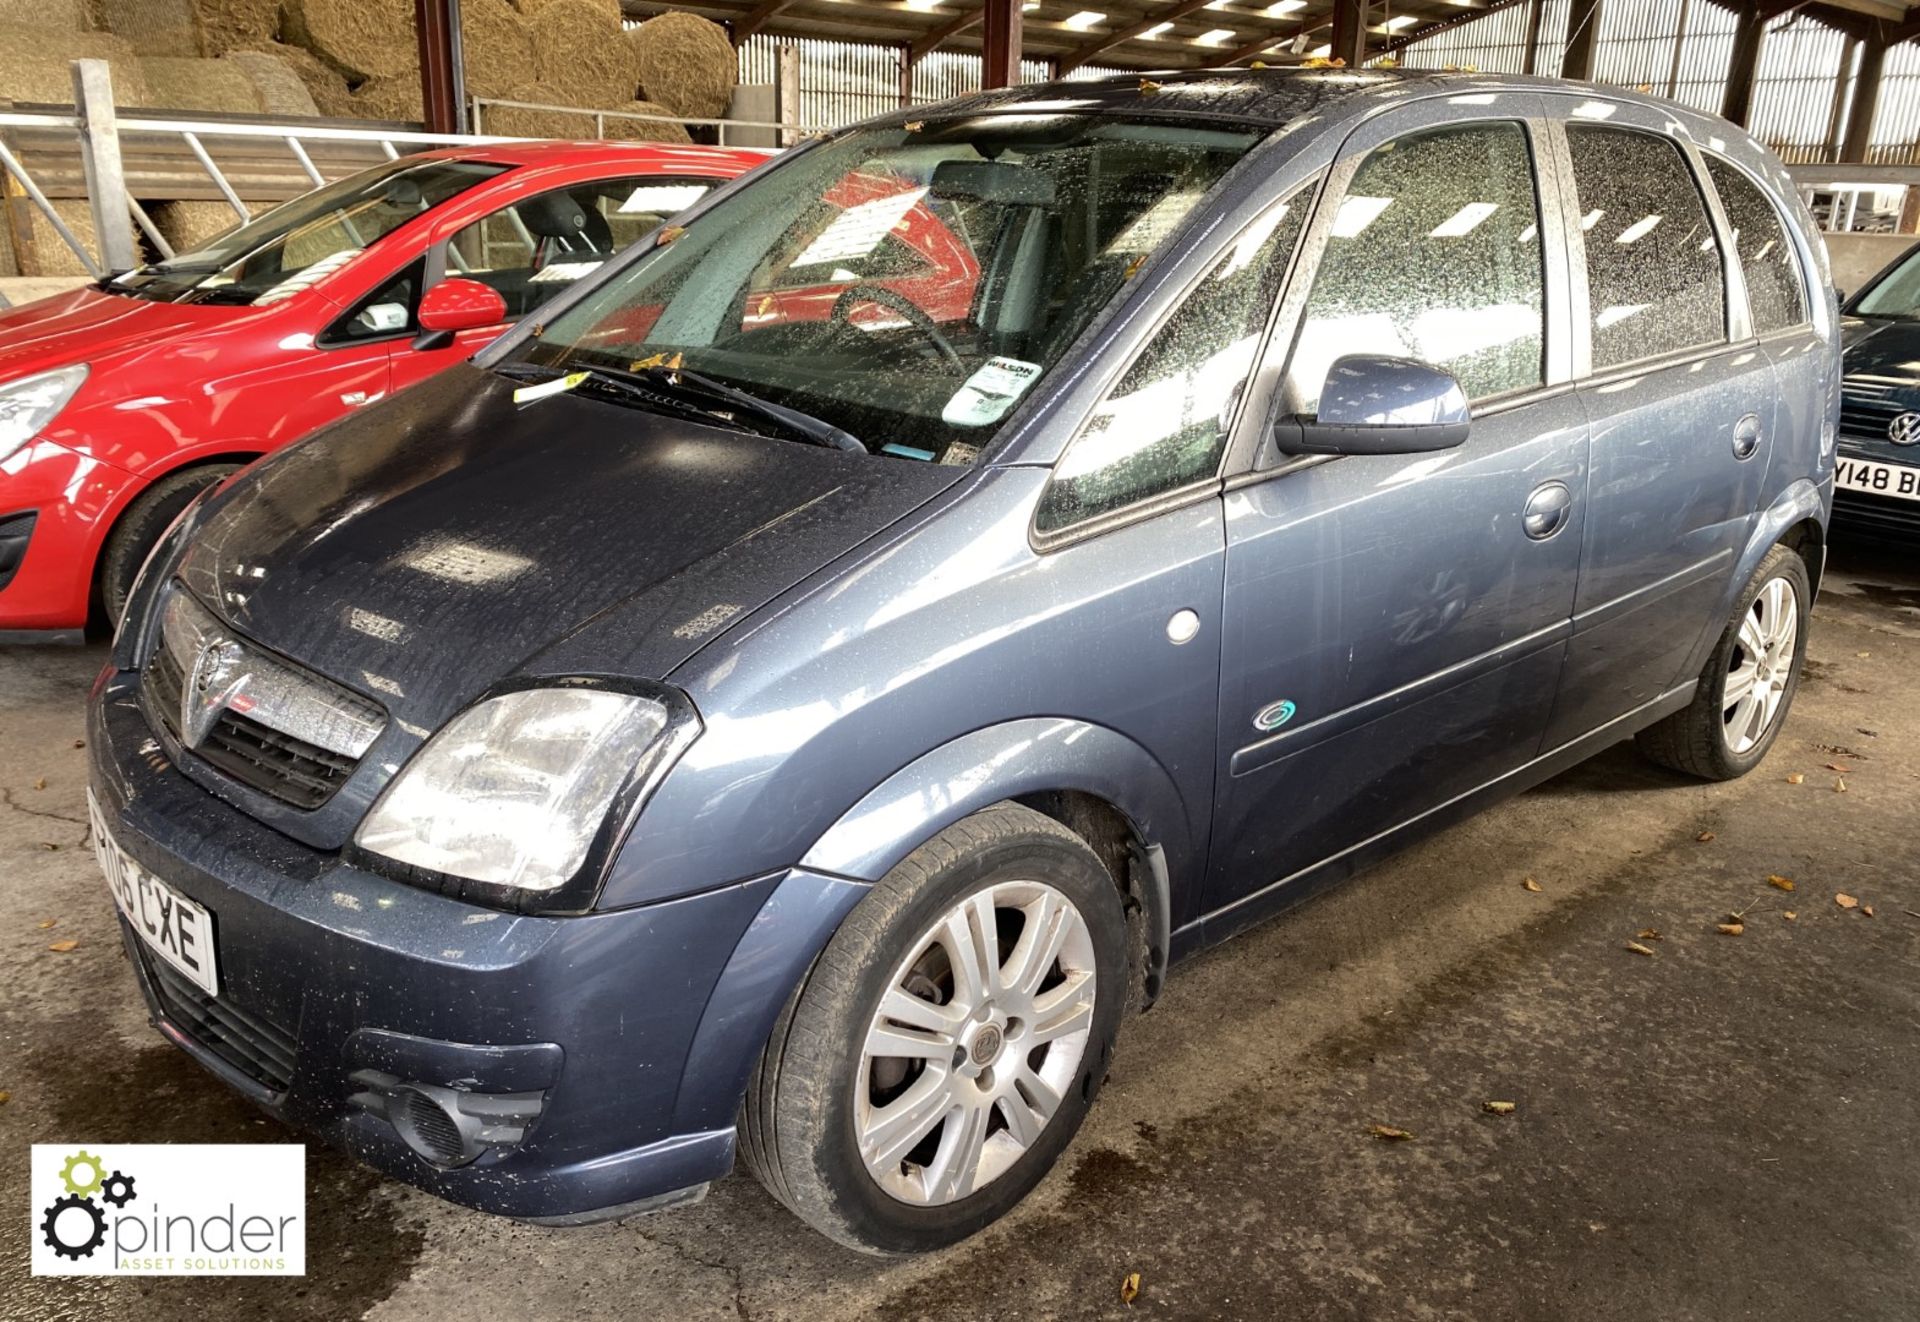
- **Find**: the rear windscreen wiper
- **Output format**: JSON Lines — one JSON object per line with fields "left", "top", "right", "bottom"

{"left": 631, "top": 364, "right": 866, "bottom": 453}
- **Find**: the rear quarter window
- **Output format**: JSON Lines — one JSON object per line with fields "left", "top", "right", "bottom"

{"left": 1702, "top": 156, "right": 1808, "bottom": 334}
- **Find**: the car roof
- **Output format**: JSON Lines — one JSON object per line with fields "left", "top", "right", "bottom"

{"left": 406, "top": 139, "right": 769, "bottom": 176}
{"left": 883, "top": 67, "right": 1779, "bottom": 174}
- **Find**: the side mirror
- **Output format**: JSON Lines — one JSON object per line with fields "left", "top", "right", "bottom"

{"left": 1833, "top": 288, "right": 1848, "bottom": 307}
{"left": 1273, "top": 354, "right": 1471, "bottom": 458}
{"left": 413, "top": 277, "right": 508, "bottom": 350}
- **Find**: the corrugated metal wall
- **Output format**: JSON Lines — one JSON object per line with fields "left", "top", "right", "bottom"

{"left": 738, "top": 35, "right": 1057, "bottom": 129}
{"left": 1392, "top": 0, "right": 1908, "bottom": 165}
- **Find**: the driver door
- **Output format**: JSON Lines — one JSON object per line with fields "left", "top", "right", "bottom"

{"left": 1203, "top": 97, "right": 1590, "bottom": 936}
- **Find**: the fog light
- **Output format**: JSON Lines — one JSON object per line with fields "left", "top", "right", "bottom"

{"left": 348, "top": 1070, "right": 546, "bottom": 1169}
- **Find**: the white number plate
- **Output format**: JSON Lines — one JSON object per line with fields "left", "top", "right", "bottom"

{"left": 1837, "top": 455, "right": 1920, "bottom": 503}
{"left": 88, "top": 790, "right": 219, "bottom": 997}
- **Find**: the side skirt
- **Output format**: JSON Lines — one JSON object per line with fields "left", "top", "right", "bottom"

{"left": 1171, "top": 680, "right": 1698, "bottom": 962}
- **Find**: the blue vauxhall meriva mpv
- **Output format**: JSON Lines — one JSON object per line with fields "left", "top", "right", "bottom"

{"left": 88, "top": 69, "right": 1838, "bottom": 1254}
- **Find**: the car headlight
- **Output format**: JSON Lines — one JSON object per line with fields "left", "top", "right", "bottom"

{"left": 0, "top": 364, "right": 89, "bottom": 463}
{"left": 355, "top": 683, "right": 698, "bottom": 905}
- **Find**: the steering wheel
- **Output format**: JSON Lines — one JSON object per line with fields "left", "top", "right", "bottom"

{"left": 829, "top": 284, "right": 963, "bottom": 368}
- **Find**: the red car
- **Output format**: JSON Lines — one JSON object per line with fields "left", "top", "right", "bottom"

{"left": 0, "top": 141, "right": 759, "bottom": 639}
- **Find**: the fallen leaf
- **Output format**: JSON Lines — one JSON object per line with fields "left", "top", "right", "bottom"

{"left": 1637, "top": 928, "right": 1663, "bottom": 941}
{"left": 72, "top": 739, "right": 84, "bottom": 749}
{"left": 1717, "top": 922, "right": 1744, "bottom": 936}
{"left": 0, "top": 1090, "right": 9, "bottom": 1104}
{"left": 655, "top": 225, "right": 686, "bottom": 245}
{"left": 1786, "top": 773, "right": 1805, "bottom": 785}
{"left": 47, "top": 939, "right": 78, "bottom": 953}
{"left": 40, "top": 842, "right": 57, "bottom": 851}
{"left": 1768, "top": 875, "right": 1795, "bottom": 892}
{"left": 32, "top": 776, "right": 46, "bottom": 790}
{"left": 1857, "top": 651, "right": 1870, "bottom": 658}
{"left": 1825, "top": 763, "right": 1851, "bottom": 773}
{"left": 36, "top": 919, "right": 55, "bottom": 930}
{"left": 1783, "top": 911, "right": 1797, "bottom": 921}
{"left": 1521, "top": 876, "right": 1542, "bottom": 893}
{"left": 1863, "top": 906, "right": 1875, "bottom": 918}
{"left": 1369, "top": 1124, "right": 1415, "bottom": 1141}
{"left": 1483, "top": 1100, "right": 1516, "bottom": 1115}
{"left": 1836, "top": 893, "right": 1859, "bottom": 910}
{"left": 1835, "top": 778, "right": 1847, "bottom": 793}
{"left": 1696, "top": 831, "right": 1715, "bottom": 842}
{"left": 1120, "top": 1272, "right": 1141, "bottom": 1305}
{"left": 903, "top": 120, "right": 925, "bottom": 132}
{"left": 1138, "top": 78, "right": 1163, "bottom": 93}
{"left": 1625, "top": 941, "right": 1656, "bottom": 957}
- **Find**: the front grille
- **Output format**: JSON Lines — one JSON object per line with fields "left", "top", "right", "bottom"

{"left": 0, "top": 511, "right": 34, "bottom": 591}
{"left": 137, "top": 946, "right": 298, "bottom": 1092}
{"left": 142, "top": 587, "right": 383, "bottom": 810}
{"left": 1840, "top": 393, "right": 1905, "bottom": 442}
{"left": 1834, "top": 486, "right": 1920, "bottom": 537}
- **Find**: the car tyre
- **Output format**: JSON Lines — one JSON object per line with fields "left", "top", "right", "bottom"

{"left": 739, "top": 802, "right": 1128, "bottom": 1255}
{"left": 96, "top": 464, "right": 241, "bottom": 627}
{"left": 1636, "top": 543, "right": 1810, "bottom": 781}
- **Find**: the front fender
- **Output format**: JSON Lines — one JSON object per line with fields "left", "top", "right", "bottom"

{"left": 798, "top": 717, "right": 1197, "bottom": 890}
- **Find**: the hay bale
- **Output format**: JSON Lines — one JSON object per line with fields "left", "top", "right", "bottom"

{"left": 602, "top": 100, "right": 691, "bottom": 145}
{"left": 14, "top": 200, "right": 98, "bottom": 277}
{"left": 136, "top": 56, "right": 266, "bottom": 112}
{"left": 149, "top": 199, "right": 247, "bottom": 253}
{"left": 194, "top": 0, "right": 280, "bottom": 55}
{"left": 1, "top": 0, "right": 86, "bottom": 30}
{"left": 222, "top": 49, "right": 318, "bottom": 115}
{"left": 90, "top": 0, "right": 200, "bottom": 54}
{"left": 0, "top": 27, "right": 151, "bottom": 105}
{"left": 529, "top": 0, "right": 637, "bottom": 109}
{"left": 627, "top": 12, "right": 733, "bottom": 120}
{"left": 281, "top": 0, "right": 413, "bottom": 81}
{"left": 483, "top": 86, "right": 597, "bottom": 139}
{"left": 510, "top": 0, "right": 617, "bottom": 18}
{"left": 461, "top": 0, "right": 537, "bottom": 99}
{"left": 239, "top": 41, "right": 351, "bottom": 115}
{"left": 346, "top": 71, "right": 421, "bottom": 122}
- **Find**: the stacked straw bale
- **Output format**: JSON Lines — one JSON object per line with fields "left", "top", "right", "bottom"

{"left": 627, "top": 13, "right": 735, "bottom": 120}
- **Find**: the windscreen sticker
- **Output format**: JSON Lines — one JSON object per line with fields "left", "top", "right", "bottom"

{"left": 511, "top": 372, "right": 587, "bottom": 404}
{"left": 880, "top": 442, "right": 935, "bottom": 461}
{"left": 940, "top": 357, "right": 1042, "bottom": 428}
{"left": 529, "top": 260, "right": 606, "bottom": 283}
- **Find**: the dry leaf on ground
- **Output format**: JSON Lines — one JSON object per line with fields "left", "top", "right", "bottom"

{"left": 1369, "top": 1124, "right": 1415, "bottom": 1141}
{"left": 1717, "top": 922, "right": 1744, "bottom": 936}
{"left": 40, "top": 843, "right": 58, "bottom": 851}
{"left": 36, "top": 919, "right": 55, "bottom": 929}
{"left": 1768, "top": 875, "right": 1795, "bottom": 892}
{"left": 1696, "top": 831, "right": 1716, "bottom": 842}
{"left": 1783, "top": 911, "right": 1797, "bottom": 920}
{"left": 32, "top": 776, "right": 46, "bottom": 790}
{"left": 1483, "top": 1100, "right": 1517, "bottom": 1115}
{"left": 1786, "top": 773, "right": 1805, "bottom": 785}
{"left": 0, "top": 1090, "right": 10, "bottom": 1104}
{"left": 1625, "top": 941, "right": 1656, "bottom": 957}
{"left": 1120, "top": 1272, "right": 1141, "bottom": 1305}
{"left": 1835, "top": 778, "right": 1848, "bottom": 793}
{"left": 47, "top": 940, "right": 78, "bottom": 953}
{"left": 1637, "top": 928, "right": 1663, "bottom": 940}
{"left": 1863, "top": 906, "right": 1875, "bottom": 918}
{"left": 72, "top": 739, "right": 84, "bottom": 749}
{"left": 1522, "top": 877, "right": 1542, "bottom": 893}
{"left": 1826, "top": 763, "right": 1851, "bottom": 773}
{"left": 1836, "top": 893, "right": 1859, "bottom": 910}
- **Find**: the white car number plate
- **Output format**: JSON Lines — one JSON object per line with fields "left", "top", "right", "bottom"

{"left": 1837, "top": 455, "right": 1920, "bottom": 503}
{"left": 88, "top": 790, "right": 219, "bottom": 997}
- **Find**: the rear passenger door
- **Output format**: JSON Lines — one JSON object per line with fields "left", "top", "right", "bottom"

{"left": 1540, "top": 101, "right": 1777, "bottom": 747}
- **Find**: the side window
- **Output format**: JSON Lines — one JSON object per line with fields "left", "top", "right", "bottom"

{"left": 320, "top": 259, "right": 422, "bottom": 346}
{"left": 1289, "top": 122, "right": 1545, "bottom": 411}
{"left": 1036, "top": 195, "right": 1309, "bottom": 533}
{"left": 442, "top": 177, "right": 712, "bottom": 321}
{"left": 1565, "top": 126, "right": 1727, "bottom": 368}
{"left": 1703, "top": 156, "right": 1808, "bottom": 334}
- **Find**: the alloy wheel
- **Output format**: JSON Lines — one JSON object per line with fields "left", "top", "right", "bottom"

{"left": 855, "top": 880, "right": 1097, "bottom": 1206}
{"left": 1723, "top": 575, "right": 1799, "bottom": 755}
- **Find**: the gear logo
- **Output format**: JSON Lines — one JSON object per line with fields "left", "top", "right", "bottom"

{"left": 40, "top": 1149, "right": 136, "bottom": 1261}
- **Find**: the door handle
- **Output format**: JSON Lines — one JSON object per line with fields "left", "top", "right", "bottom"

{"left": 1732, "top": 412, "right": 1763, "bottom": 461}
{"left": 1522, "top": 481, "right": 1572, "bottom": 541}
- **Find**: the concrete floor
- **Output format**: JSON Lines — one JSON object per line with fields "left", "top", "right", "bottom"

{"left": 3, "top": 545, "right": 1917, "bottom": 1321}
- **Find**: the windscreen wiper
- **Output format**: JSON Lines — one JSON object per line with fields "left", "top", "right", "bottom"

{"left": 630, "top": 364, "right": 866, "bottom": 453}
{"left": 494, "top": 361, "right": 858, "bottom": 451}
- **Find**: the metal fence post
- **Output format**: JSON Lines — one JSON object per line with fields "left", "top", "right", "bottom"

{"left": 71, "top": 58, "right": 138, "bottom": 274}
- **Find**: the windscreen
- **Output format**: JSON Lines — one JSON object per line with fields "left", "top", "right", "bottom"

{"left": 107, "top": 157, "right": 510, "bottom": 306}
{"left": 1853, "top": 246, "right": 1920, "bottom": 319}
{"left": 507, "top": 116, "right": 1261, "bottom": 461}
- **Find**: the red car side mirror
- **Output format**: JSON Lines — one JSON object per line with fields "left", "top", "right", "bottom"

{"left": 417, "top": 278, "right": 508, "bottom": 334}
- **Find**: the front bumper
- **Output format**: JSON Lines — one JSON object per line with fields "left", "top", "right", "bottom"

{"left": 0, "top": 438, "right": 138, "bottom": 632}
{"left": 88, "top": 667, "right": 865, "bottom": 1220}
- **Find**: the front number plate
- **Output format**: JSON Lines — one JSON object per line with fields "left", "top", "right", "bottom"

{"left": 1837, "top": 455, "right": 1920, "bottom": 503}
{"left": 88, "top": 790, "right": 220, "bottom": 997}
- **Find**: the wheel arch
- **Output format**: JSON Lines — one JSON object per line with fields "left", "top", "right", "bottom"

{"left": 88, "top": 450, "right": 261, "bottom": 618}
